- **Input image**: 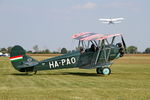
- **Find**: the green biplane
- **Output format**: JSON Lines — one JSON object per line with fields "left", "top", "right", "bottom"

{"left": 10, "top": 32, "right": 126, "bottom": 75}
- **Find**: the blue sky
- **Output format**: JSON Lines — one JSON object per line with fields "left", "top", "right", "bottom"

{"left": 0, "top": 0, "right": 149, "bottom": 52}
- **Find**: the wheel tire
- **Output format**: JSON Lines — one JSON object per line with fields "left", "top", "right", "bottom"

{"left": 96, "top": 68, "right": 102, "bottom": 74}
{"left": 102, "top": 67, "right": 111, "bottom": 75}
{"left": 34, "top": 71, "right": 37, "bottom": 75}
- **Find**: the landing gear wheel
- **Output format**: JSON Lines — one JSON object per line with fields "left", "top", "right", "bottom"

{"left": 102, "top": 67, "right": 111, "bottom": 75}
{"left": 34, "top": 71, "right": 37, "bottom": 75}
{"left": 96, "top": 68, "right": 102, "bottom": 74}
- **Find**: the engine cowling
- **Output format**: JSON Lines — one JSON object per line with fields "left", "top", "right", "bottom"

{"left": 116, "top": 43, "right": 124, "bottom": 57}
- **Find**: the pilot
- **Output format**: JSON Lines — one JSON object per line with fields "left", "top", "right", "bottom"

{"left": 90, "top": 44, "right": 96, "bottom": 52}
{"left": 80, "top": 47, "right": 84, "bottom": 53}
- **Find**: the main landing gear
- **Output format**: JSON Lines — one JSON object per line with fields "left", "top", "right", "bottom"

{"left": 96, "top": 67, "right": 111, "bottom": 75}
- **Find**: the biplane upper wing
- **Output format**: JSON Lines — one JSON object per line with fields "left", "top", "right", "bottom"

{"left": 72, "top": 32, "right": 103, "bottom": 40}
{"left": 97, "top": 34, "right": 121, "bottom": 40}
{"left": 72, "top": 32, "right": 122, "bottom": 41}
{"left": 72, "top": 32, "right": 92, "bottom": 39}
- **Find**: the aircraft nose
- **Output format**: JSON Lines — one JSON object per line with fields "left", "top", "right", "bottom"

{"left": 119, "top": 47, "right": 124, "bottom": 57}
{"left": 116, "top": 43, "right": 124, "bottom": 57}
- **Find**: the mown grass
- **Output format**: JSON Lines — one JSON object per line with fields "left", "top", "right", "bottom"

{"left": 0, "top": 55, "right": 150, "bottom": 100}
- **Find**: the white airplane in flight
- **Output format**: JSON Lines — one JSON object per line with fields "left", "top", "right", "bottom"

{"left": 99, "top": 17, "right": 124, "bottom": 24}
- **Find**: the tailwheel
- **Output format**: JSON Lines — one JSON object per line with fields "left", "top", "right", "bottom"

{"left": 101, "top": 67, "right": 111, "bottom": 75}
{"left": 96, "top": 67, "right": 102, "bottom": 74}
{"left": 24, "top": 68, "right": 37, "bottom": 75}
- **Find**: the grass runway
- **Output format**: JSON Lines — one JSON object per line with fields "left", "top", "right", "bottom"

{"left": 0, "top": 54, "right": 150, "bottom": 100}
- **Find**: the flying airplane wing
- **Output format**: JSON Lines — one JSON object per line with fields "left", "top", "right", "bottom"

{"left": 113, "top": 21, "right": 122, "bottom": 24}
{"left": 99, "top": 17, "right": 124, "bottom": 24}
{"left": 101, "top": 22, "right": 110, "bottom": 24}
{"left": 99, "top": 18, "right": 111, "bottom": 22}
{"left": 111, "top": 18, "right": 124, "bottom": 21}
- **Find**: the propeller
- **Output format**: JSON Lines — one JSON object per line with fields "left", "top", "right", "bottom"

{"left": 121, "top": 35, "right": 127, "bottom": 53}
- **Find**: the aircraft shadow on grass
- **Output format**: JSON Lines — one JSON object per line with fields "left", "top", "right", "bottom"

{"left": 61, "top": 72, "right": 100, "bottom": 76}
{"left": 8, "top": 72, "right": 101, "bottom": 77}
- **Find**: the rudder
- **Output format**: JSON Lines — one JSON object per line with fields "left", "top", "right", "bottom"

{"left": 10, "top": 45, "right": 39, "bottom": 72}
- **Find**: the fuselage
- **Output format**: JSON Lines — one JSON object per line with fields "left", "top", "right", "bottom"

{"left": 34, "top": 45, "right": 120, "bottom": 71}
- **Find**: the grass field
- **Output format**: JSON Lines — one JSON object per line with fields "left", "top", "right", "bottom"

{"left": 0, "top": 54, "right": 150, "bottom": 100}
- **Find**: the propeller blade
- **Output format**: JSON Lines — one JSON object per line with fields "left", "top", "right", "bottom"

{"left": 121, "top": 35, "right": 127, "bottom": 53}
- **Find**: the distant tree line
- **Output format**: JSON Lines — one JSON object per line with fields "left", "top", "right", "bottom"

{"left": 0, "top": 45, "right": 150, "bottom": 54}
{"left": 127, "top": 46, "right": 150, "bottom": 54}
{"left": 0, "top": 47, "right": 12, "bottom": 54}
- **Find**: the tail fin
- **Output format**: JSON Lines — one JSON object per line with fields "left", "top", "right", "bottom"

{"left": 10, "top": 45, "right": 39, "bottom": 72}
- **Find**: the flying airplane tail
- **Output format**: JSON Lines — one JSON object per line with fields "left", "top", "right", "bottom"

{"left": 10, "top": 45, "right": 39, "bottom": 72}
